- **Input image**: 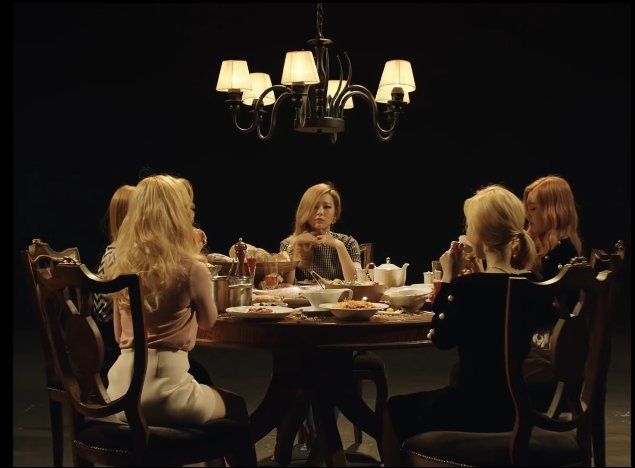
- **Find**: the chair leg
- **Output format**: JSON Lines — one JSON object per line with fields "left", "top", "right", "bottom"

{"left": 353, "top": 377, "right": 363, "bottom": 443}
{"left": 374, "top": 370, "right": 388, "bottom": 458}
{"left": 48, "top": 398, "right": 64, "bottom": 467}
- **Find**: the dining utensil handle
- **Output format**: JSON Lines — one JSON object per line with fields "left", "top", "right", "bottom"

{"left": 310, "top": 270, "right": 327, "bottom": 289}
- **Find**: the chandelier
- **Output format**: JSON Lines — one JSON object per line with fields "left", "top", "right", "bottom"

{"left": 215, "top": 3, "right": 416, "bottom": 143}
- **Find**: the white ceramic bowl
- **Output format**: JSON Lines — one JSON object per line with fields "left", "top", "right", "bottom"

{"left": 382, "top": 286, "right": 431, "bottom": 312}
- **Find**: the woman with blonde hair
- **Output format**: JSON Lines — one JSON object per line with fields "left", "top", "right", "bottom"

{"left": 280, "top": 182, "right": 361, "bottom": 283}
{"left": 382, "top": 185, "right": 549, "bottom": 464}
{"left": 105, "top": 175, "right": 250, "bottom": 431}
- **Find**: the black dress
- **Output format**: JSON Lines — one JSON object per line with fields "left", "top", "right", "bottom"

{"left": 523, "top": 237, "right": 580, "bottom": 410}
{"left": 387, "top": 272, "right": 548, "bottom": 443}
{"left": 540, "top": 237, "right": 579, "bottom": 282}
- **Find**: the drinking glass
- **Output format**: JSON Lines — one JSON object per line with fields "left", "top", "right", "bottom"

{"left": 246, "top": 249, "right": 257, "bottom": 281}
{"left": 431, "top": 260, "right": 443, "bottom": 280}
{"left": 262, "top": 254, "right": 278, "bottom": 290}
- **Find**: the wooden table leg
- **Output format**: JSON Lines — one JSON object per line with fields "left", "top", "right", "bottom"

{"left": 311, "top": 387, "right": 347, "bottom": 467}
{"left": 273, "top": 389, "right": 311, "bottom": 466}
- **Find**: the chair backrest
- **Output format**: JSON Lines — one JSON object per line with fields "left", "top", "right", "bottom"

{"left": 30, "top": 254, "right": 151, "bottom": 454}
{"left": 22, "top": 239, "right": 82, "bottom": 390}
{"left": 504, "top": 257, "right": 616, "bottom": 465}
{"left": 589, "top": 239, "right": 624, "bottom": 276}
{"left": 359, "top": 242, "right": 374, "bottom": 268}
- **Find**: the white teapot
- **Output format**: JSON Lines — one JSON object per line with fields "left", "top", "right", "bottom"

{"left": 372, "top": 257, "right": 409, "bottom": 288}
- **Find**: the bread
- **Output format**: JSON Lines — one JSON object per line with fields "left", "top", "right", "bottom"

{"left": 207, "top": 253, "right": 233, "bottom": 263}
{"left": 229, "top": 243, "right": 270, "bottom": 261}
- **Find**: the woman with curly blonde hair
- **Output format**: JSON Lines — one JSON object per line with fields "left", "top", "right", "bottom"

{"left": 522, "top": 175, "right": 583, "bottom": 410}
{"left": 105, "top": 175, "right": 250, "bottom": 431}
{"left": 524, "top": 175, "right": 583, "bottom": 278}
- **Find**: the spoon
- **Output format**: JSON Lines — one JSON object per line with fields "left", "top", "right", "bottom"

{"left": 310, "top": 270, "right": 327, "bottom": 289}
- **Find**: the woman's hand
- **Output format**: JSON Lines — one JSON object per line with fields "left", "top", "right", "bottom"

{"left": 293, "top": 232, "right": 320, "bottom": 246}
{"left": 194, "top": 228, "right": 207, "bottom": 252}
{"left": 315, "top": 232, "right": 343, "bottom": 249}
{"left": 439, "top": 243, "right": 456, "bottom": 283}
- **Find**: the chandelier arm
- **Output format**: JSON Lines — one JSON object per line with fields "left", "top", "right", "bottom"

{"left": 344, "top": 52, "right": 352, "bottom": 92}
{"left": 328, "top": 55, "right": 344, "bottom": 116}
{"left": 337, "top": 87, "right": 398, "bottom": 140}
{"left": 256, "top": 91, "right": 293, "bottom": 141}
{"left": 231, "top": 110, "right": 258, "bottom": 134}
{"left": 232, "top": 85, "right": 292, "bottom": 134}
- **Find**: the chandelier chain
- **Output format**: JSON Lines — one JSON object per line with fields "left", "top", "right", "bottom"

{"left": 316, "top": 3, "right": 324, "bottom": 38}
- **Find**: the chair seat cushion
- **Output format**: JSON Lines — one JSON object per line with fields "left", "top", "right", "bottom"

{"left": 401, "top": 427, "right": 582, "bottom": 467}
{"left": 74, "top": 418, "right": 250, "bottom": 464}
{"left": 353, "top": 351, "right": 386, "bottom": 373}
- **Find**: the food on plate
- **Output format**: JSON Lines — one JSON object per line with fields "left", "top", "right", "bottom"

{"left": 252, "top": 294, "right": 284, "bottom": 303}
{"left": 336, "top": 300, "right": 375, "bottom": 309}
{"left": 330, "top": 278, "right": 379, "bottom": 286}
{"left": 247, "top": 306, "right": 273, "bottom": 313}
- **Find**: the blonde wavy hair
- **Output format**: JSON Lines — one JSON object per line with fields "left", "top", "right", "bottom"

{"left": 108, "top": 184, "right": 136, "bottom": 242}
{"left": 106, "top": 175, "right": 205, "bottom": 311}
{"left": 292, "top": 182, "right": 341, "bottom": 235}
{"left": 464, "top": 185, "right": 537, "bottom": 270}
{"left": 523, "top": 175, "right": 582, "bottom": 258}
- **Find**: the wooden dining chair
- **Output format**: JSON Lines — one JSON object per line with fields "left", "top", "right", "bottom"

{"left": 22, "top": 238, "right": 81, "bottom": 466}
{"left": 399, "top": 257, "right": 617, "bottom": 466}
{"left": 359, "top": 242, "right": 374, "bottom": 268}
{"left": 587, "top": 240, "right": 625, "bottom": 467}
{"left": 31, "top": 255, "right": 256, "bottom": 466}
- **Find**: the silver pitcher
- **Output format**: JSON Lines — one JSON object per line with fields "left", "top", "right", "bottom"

{"left": 228, "top": 282, "right": 253, "bottom": 308}
{"left": 211, "top": 275, "right": 230, "bottom": 313}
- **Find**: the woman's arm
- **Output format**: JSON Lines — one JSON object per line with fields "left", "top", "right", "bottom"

{"left": 113, "top": 300, "right": 122, "bottom": 345}
{"left": 429, "top": 282, "right": 461, "bottom": 349}
{"left": 190, "top": 261, "right": 218, "bottom": 330}
{"left": 316, "top": 233, "right": 360, "bottom": 281}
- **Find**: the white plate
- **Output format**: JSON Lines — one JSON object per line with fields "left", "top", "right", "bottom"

{"left": 318, "top": 302, "right": 389, "bottom": 321}
{"left": 225, "top": 305, "right": 295, "bottom": 320}
{"left": 377, "top": 308, "right": 403, "bottom": 315}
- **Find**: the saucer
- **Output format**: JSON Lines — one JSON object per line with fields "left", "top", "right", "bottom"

{"left": 295, "top": 306, "right": 333, "bottom": 316}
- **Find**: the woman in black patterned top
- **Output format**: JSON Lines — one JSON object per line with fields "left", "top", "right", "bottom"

{"left": 381, "top": 185, "right": 547, "bottom": 464}
{"left": 280, "top": 182, "right": 361, "bottom": 283}
{"left": 522, "top": 175, "right": 583, "bottom": 409}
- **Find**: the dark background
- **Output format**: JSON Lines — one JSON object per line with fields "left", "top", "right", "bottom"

{"left": 14, "top": 3, "right": 631, "bottom": 327}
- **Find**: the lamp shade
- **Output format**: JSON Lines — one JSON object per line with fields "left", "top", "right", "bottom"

{"left": 375, "top": 85, "right": 411, "bottom": 104}
{"left": 327, "top": 80, "right": 353, "bottom": 109}
{"left": 243, "top": 73, "right": 275, "bottom": 106}
{"left": 216, "top": 60, "right": 251, "bottom": 92}
{"left": 281, "top": 51, "right": 320, "bottom": 85}
{"left": 378, "top": 60, "right": 416, "bottom": 92}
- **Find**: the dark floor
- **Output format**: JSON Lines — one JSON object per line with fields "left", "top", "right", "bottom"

{"left": 13, "top": 323, "right": 631, "bottom": 466}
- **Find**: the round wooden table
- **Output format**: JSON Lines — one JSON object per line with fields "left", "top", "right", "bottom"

{"left": 197, "top": 312, "right": 433, "bottom": 466}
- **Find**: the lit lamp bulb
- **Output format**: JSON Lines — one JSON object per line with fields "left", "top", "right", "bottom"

{"left": 327, "top": 80, "right": 353, "bottom": 109}
{"left": 216, "top": 60, "right": 252, "bottom": 94}
{"left": 378, "top": 60, "right": 416, "bottom": 91}
{"left": 243, "top": 73, "right": 275, "bottom": 106}
{"left": 281, "top": 51, "right": 320, "bottom": 85}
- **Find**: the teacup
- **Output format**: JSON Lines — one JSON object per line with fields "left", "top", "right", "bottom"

{"left": 356, "top": 268, "right": 374, "bottom": 282}
{"left": 300, "top": 288, "right": 353, "bottom": 310}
